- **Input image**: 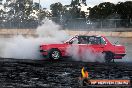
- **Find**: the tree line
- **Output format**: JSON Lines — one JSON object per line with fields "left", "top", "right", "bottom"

{"left": 0, "top": 0, "right": 132, "bottom": 25}
{"left": 50, "top": 0, "right": 132, "bottom": 20}
{"left": 0, "top": 0, "right": 48, "bottom": 23}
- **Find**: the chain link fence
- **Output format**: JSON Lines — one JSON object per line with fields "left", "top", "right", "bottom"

{"left": 0, "top": 18, "right": 132, "bottom": 31}
{"left": 0, "top": 20, "right": 38, "bottom": 29}
{"left": 52, "top": 18, "right": 132, "bottom": 31}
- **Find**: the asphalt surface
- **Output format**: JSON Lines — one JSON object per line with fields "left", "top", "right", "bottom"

{"left": 0, "top": 58, "right": 131, "bottom": 88}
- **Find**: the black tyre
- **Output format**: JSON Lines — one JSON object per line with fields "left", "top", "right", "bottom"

{"left": 48, "top": 49, "right": 61, "bottom": 60}
{"left": 104, "top": 52, "right": 114, "bottom": 63}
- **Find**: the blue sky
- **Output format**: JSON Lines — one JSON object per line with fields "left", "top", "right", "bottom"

{"left": 33, "top": 0, "right": 129, "bottom": 9}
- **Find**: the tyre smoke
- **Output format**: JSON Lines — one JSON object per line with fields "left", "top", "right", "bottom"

{"left": 0, "top": 18, "right": 105, "bottom": 62}
{"left": 0, "top": 19, "right": 126, "bottom": 62}
{"left": 66, "top": 45, "right": 105, "bottom": 62}
{"left": 1, "top": 19, "right": 69, "bottom": 59}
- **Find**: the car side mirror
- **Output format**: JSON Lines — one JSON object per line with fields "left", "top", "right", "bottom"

{"left": 65, "top": 41, "right": 73, "bottom": 44}
{"left": 69, "top": 41, "right": 73, "bottom": 44}
{"left": 114, "top": 41, "right": 119, "bottom": 44}
{"left": 78, "top": 41, "right": 81, "bottom": 44}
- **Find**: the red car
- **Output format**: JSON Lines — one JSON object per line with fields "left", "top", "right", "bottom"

{"left": 40, "top": 35, "right": 126, "bottom": 62}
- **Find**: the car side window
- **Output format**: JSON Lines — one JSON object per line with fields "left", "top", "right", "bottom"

{"left": 78, "top": 37, "right": 88, "bottom": 44}
{"left": 89, "top": 37, "right": 101, "bottom": 44}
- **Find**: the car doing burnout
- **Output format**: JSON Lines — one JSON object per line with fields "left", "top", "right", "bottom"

{"left": 40, "top": 35, "right": 126, "bottom": 62}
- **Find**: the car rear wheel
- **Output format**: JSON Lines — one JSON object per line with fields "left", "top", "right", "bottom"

{"left": 104, "top": 52, "right": 114, "bottom": 63}
{"left": 48, "top": 49, "right": 61, "bottom": 60}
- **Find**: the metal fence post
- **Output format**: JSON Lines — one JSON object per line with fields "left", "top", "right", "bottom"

{"left": 115, "top": 20, "right": 117, "bottom": 28}
{"left": 101, "top": 21, "right": 102, "bottom": 29}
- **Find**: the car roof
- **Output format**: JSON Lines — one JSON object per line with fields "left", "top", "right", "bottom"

{"left": 77, "top": 35, "right": 102, "bottom": 38}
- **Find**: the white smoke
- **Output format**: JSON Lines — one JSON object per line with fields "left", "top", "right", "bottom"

{"left": 0, "top": 18, "right": 105, "bottom": 62}
{"left": 37, "top": 19, "right": 68, "bottom": 40}
{"left": 1, "top": 19, "right": 69, "bottom": 59}
{"left": 66, "top": 45, "right": 105, "bottom": 62}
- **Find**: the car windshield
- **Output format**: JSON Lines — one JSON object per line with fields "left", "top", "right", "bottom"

{"left": 71, "top": 37, "right": 79, "bottom": 44}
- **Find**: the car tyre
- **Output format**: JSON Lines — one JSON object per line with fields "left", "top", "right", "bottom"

{"left": 104, "top": 52, "right": 114, "bottom": 63}
{"left": 48, "top": 49, "right": 61, "bottom": 60}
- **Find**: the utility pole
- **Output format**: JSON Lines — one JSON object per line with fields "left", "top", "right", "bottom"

{"left": 38, "top": 0, "right": 40, "bottom": 24}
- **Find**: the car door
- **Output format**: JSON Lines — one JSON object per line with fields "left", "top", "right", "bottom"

{"left": 77, "top": 36, "right": 89, "bottom": 53}
{"left": 87, "top": 36, "right": 105, "bottom": 53}
{"left": 66, "top": 36, "right": 88, "bottom": 56}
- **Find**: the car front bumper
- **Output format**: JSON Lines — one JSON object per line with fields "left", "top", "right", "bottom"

{"left": 40, "top": 49, "right": 48, "bottom": 55}
{"left": 114, "top": 53, "right": 126, "bottom": 59}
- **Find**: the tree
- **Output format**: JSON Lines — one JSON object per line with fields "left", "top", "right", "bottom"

{"left": 69, "top": 6, "right": 81, "bottom": 18}
{"left": 50, "top": 2, "right": 63, "bottom": 17}
{"left": 116, "top": 1, "right": 132, "bottom": 19}
{"left": 89, "top": 2, "right": 115, "bottom": 20}
{"left": 69, "top": 0, "right": 87, "bottom": 18}
{"left": 24, "top": 0, "right": 33, "bottom": 16}
{"left": 89, "top": 5, "right": 99, "bottom": 20}
{"left": 115, "top": 1, "right": 132, "bottom": 27}
{"left": 71, "top": 0, "right": 79, "bottom": 7}
{"left": 71, "top": 0, "right": 87, "bottom": 7}
{"left": 5, "top": 0, "right": 44, "bottom": 22}
{"left": 33, "top": 2, "right": 40, "bottom": 10}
